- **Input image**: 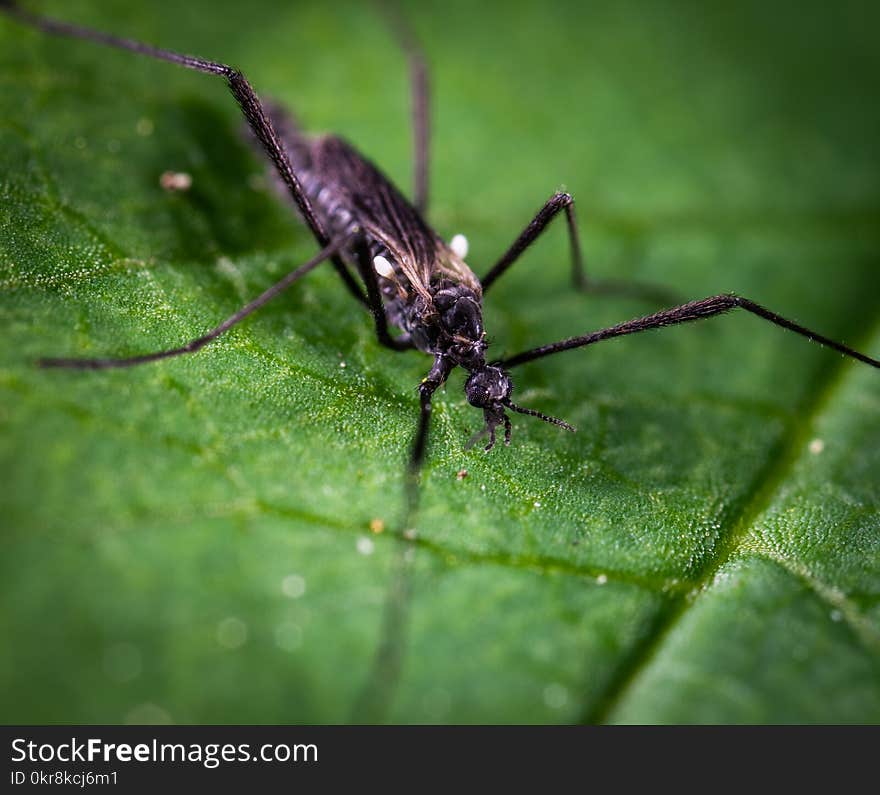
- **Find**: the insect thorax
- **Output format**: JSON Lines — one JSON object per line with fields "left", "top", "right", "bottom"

{"left": 391, "top": 281, "right": 487, "bottom": 369}
{"left": 269, "top": 129, "right": 487, "bottom": 367}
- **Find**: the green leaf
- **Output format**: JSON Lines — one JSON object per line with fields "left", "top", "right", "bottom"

{"left": 1, "top": 0, "right": 879, "bottom": 724}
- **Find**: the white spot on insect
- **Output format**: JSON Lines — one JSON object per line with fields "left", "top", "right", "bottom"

{"left": 450, "top": 233, "right": 469, "bottom": 259}
{"left": 357, "top": 536, "right": 375, "bottom": 556}
{"left": 281, "top": 574, "right": 306, "bottom": 599}
{"left": 543, "top": 683, "right": 569, "bottom": 710}
{"left": 809, "top": 438, "right": 825, "bottom": 455}
{"left": 373, "top": 255, "right": 395, "bottom": 279}
{"left": 216, "top": 617, "right": 248, "bottom": 649}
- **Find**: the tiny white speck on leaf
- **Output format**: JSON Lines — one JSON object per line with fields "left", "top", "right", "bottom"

{"left": 136, "top": 117, "right": 154, "bottom": 136}
{"left": 215, "top": 256, "right": 246, "bottom": 298}
{"left": 124, "top": 703, "right": 173, "bottom": 725}
{"left": 596, "top": 574, "right": 608, "bottom": 585}
{"left": 809, "top": 438, "right": 825, "bottom": 455}
{"left": 160, "top": 171, "right": 193, "bottom": 192}
{"left": 357, "top": 537, "right": 375, "bottom": 556}
{"left": 216, "top": 617, "right": 248, "bottom": 649}
{"left": 274, "top": 622, "right": 303, "bottom": 652}
{"left": 543, "top": 683, "right": 569, "bottom": 710}
{"left": 281, "top": 574, "right": 306, "bottom": 599}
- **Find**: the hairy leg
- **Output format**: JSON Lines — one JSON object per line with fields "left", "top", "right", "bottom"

{"left": 379, "top": 2, "right": 431, "bottom": 214}
{"left": 481, "top": 191, "right": 677, "bottom": 304}
{"left": 0, "top": 1, "right": 368, "bottom": 304}
{"left": 501, "top": 293, "right": 880, "bottom": 369}
{"left": 39, "top": 235, "right": 353, "bottom": 369}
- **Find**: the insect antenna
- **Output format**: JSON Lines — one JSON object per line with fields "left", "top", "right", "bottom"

{"left": 504, "top": 401, "right": 576, "bottom": 432}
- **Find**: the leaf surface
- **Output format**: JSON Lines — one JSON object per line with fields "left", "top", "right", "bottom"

{"left": 1, "top": 0, "right": 879, "bottom": 723}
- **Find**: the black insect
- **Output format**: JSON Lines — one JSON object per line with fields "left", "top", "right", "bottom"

{"left": 4, "top": 1, "right": 880, "bottom": 505}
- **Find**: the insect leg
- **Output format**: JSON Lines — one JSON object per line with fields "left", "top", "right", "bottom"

{"left": 480, "top": 191, "right": 676, "bottom": 303}
{"left": 406, "top": 360, "right": 450, "bottom": 509}
{"left": 0, "top": 1, "right": 369, "bottom": 307}
{"left": 500, "top": 293, "right": 880, "bottom": 369}
{"left": 380, "top": 3, "right": 431, "bottom": 214}
{"left": 39, "top": 234, "right": 353, "bottom": 369}
{"left": 354, "top": 238, "right": 414, "bottom": 351}
{"left": 406, "top": 389, "right": 434, "bottom": 511}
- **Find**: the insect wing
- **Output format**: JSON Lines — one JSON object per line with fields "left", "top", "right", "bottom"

{"left": 434, "top": 251, "right": 482, "bottom": 296}
{"left": 312, "top": 136, "right": 439, "bottom": 300}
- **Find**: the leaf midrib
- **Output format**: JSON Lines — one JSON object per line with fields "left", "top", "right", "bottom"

{"left": 582, "top": 309, "right": 880, "bottom": 724}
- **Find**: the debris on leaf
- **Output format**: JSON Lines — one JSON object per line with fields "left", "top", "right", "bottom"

{"left": 160, "top": 170, "right": 192, "bottom": 192}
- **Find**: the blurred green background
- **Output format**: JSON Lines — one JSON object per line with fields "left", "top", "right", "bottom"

{"left": 1, "top": 0, "right": 879, "bottom": 724}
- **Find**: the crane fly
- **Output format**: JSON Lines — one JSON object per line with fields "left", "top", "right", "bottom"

{"left": 3, "top": 0, "right": 879, "bottom": 514}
